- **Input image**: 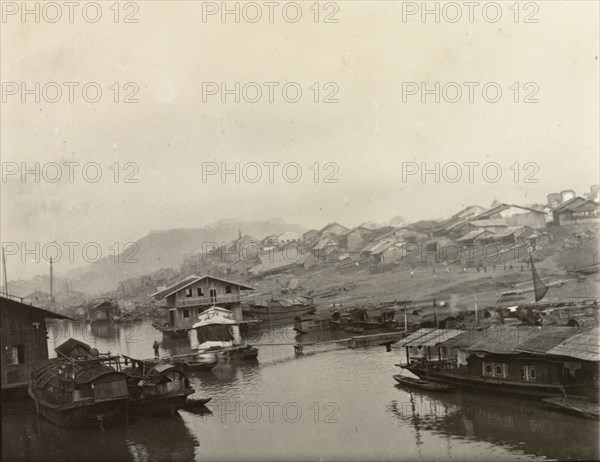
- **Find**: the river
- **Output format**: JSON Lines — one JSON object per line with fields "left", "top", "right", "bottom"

{"left": 2, "top": 319, "right": 598, "bottom": 461}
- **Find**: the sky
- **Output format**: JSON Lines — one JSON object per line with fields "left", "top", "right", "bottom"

{"left": 1, "top": 0, "right": 599, "bottom": 280}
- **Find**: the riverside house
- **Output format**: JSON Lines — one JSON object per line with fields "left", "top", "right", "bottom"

{"left": 1, "top": 293, "right": 72, "bottom": 391}
{"left": 151, "top": 275, "right": 255, "bottom": 337}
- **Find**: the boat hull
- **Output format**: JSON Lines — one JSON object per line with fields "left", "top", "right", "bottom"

{"left": 131, "top": 390, "right": 194, "bottom": 416}
{"left": 28, "top": 384, "right": 128, "bottom": 428}
{"left": 406, "top": 366, "right": 566, "bottom": 400}
{"left": 249, "top": 305, "right": 316, "bottom": 321}
{"left": 393, "top": 374, "right": 454, "bottom": 392}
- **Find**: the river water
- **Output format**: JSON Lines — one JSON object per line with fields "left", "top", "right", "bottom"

{"left": 2, "top": 319, "right": 598, "bottom": 461}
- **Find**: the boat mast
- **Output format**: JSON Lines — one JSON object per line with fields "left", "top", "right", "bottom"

{"left": 49, "top": 257, "right": 54, "bottom": 303}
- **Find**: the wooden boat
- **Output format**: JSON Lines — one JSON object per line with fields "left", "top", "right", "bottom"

{"left": 167, "top": 352, "right": 219, "bottom": 372}
{"left": 121, "top": 357, "right": 196, "bottom": 416}
{"left": 28, "top": 356, "right": 130, "bottom": 428}
{"left": 542, "top": 396, "right": 600, "bottom": 419}
{"left": 393, "top": 374, "right": 455, "bottom": 392}
{"left": 208, "top": 345, "right": 258, "bottom": 360}
{"left": 189, "top": 307, "right": 259, "bottom": 361}
{"left": 247, "top": 296, "right": 316, "bottom": 321}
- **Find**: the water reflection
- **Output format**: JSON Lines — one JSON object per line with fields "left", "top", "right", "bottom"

{"left": 3, "top": 319, "right": 597, "bottom": 461}
{"left": 387, "top": 388, "right": 600, "bottom": 460}
{"left": 1, "top": 398, "right": 199, "bottom": 462}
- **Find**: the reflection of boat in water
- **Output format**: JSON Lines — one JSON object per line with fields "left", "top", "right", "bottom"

{"left": 188, "top": 306, "right": 259, "bottom": 360}
{"left": 28, "top": 342, "right": 129, "bottom": 427}
{"left": 246, "top": 296, "right": 316, "bottom": 321}
{"left": 387, "top": 389, "right": 600, "bottom": 461}
{"left": 393, "top": 374, "right": 455, "bottom": 392}
{"left": 121, "top": 356, "right": 196, "bottom": 416}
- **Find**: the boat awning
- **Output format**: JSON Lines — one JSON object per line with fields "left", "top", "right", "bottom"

{"left": 193, "top": 306, "right": 237, "bottom": 328}
{"left": 403, "top": 329, "right": 464, "bottom": 347}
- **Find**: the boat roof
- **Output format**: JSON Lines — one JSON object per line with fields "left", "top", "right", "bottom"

{"left": 34, "top": 358, "right": 125, "bottom": 388}
{"left": 151, "top": 275, "right": 255, "bottom": 300}
{"left": 55, "top": 338, "right": 91, "bottom": 357}
{"left": 545, "top": 327, "right": 600, "bottom": 362}
{"left": 396, "top": 328, "right": 436, "bottom": 346}
{"left": 192, "top": 306, "right": 237, "bottom": 328}
{"left": 400, "top": 329, "right": 464, "bottom": 347}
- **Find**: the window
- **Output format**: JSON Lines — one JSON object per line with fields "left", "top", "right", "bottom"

{"left": 185, "top": 288, "right": 192, "bottom": 297}
{"left": 183, "top": 309, "right": 190, "bottom": 318}
{"left": 483, "top": 361, "right": 507, "bottom": 378}
{"left": 483, "top": 362, "right": 493, "bottom": 377}
{"left": 522, "top": 365, "right": 536, "bottom": 381}
{"left": 197, "top": 288, "right": 204, "bottom": 297}
{"left": 10, "top": 345, "right": 25, "bottom": 365}
{"left": 225, "top": 285, "right": 232, "bottom": 294}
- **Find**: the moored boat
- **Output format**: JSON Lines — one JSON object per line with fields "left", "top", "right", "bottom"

{"left": 28, "top": 353, "right": 130, "bottom": 428}
{"left": 393, "top": 374, "right": 455, "bottom": 392}
{"left": 188, "top": 306, "right": 259, "bottom": 361}
{"left": 246, "top": 296, "right": 316, "bottom": 321}
{"left": 167, "top": 352, "right": 219, "bottom": 372}
{"left": 121, "top": 357, "right": 195, "bottom": 416}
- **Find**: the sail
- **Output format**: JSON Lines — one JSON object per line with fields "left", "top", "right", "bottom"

{"left": 531, "top": 257, "right": 548, "bottom": 302}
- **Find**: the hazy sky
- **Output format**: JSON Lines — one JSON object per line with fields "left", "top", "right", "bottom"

{"left": 2, "top": 1, "right": 599, "bottom": 280}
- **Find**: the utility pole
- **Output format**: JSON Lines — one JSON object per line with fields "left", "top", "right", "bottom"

{"left": 474, "top": 294, "right": 478, "bottom": 323}
{"left": 2, "top": 246, "right": 8, "bottom": 293}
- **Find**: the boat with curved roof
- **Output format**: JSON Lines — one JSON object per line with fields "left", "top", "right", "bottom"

{"left": 28, "top": 355, "right": 130, "bottom": 427}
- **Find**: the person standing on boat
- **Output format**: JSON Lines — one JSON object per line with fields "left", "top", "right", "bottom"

{"left": 153, "top": 340, "right": 160, "bottom": 358}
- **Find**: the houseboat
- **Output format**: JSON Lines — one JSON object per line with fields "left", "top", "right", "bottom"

{"left": 86, "top": 299, "right": 120, "bottom": 325}
{"left": 246, "top": 295, "right": 316, "bottom": 322}
{"left": 396, "top": 326, "right": 599, "bottom": 402}
{"left": 121, "top": 356, "right": 196, "bottom": 416}
{"left": 151, "top": 275, "right": 256, "bottom": 338}
{"left": 188, "top": 306, "right": 258, "bottom": 360}
{"left": 28, "top": 346, "right": 130, "bottom": 427}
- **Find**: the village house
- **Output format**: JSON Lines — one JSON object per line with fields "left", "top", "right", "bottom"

{"left": 151, "top": 275, "right": 255, "bottom": 329}
{"left": 552, "top": 197, "right": 599, "bottom": 226}
{"left": 310, "top": 236, "right": 339, "bottom": 259}
{"left": 302, "top": 229, "right": 320, "bottom": 246}
{"left": 277, "top": 231, "right": 302, "bottom": 245}
{"left": 475, "top": 203, "right": 547, "bottom": 229}
{"left": 337, "top": 226, "right": 374, "bottom": 252}
{"left": 1, "top": 293, "right": 71, "bottom": 391}
{"left": 407, "top": 220, "right": 440, "bottom": 239}
{"left": 260, "top": 234, "right": 279, "bottom": 251}
{"left": 456, "top": 229, "right": 496, "bottom": 247}
{"left": 433, "top": 205, "right": 486, "bottom": 236}
{"left": 248, "top": 249, "right": 301, "bottom": 277}
{"left": 319, "top": 222, "right": 348, "bottom": 238}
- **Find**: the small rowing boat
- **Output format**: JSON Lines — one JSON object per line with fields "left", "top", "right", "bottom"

{"left": 393, "top": 374, "right": 455, "bottom": 392}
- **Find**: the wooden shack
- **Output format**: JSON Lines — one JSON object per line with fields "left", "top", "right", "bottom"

{"left": 1, "top": 293, "right": 72, "bottom": 390}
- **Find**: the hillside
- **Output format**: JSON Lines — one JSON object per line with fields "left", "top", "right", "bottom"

{"left": 9, "top": 219, "right": 305, "bottom": 296}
